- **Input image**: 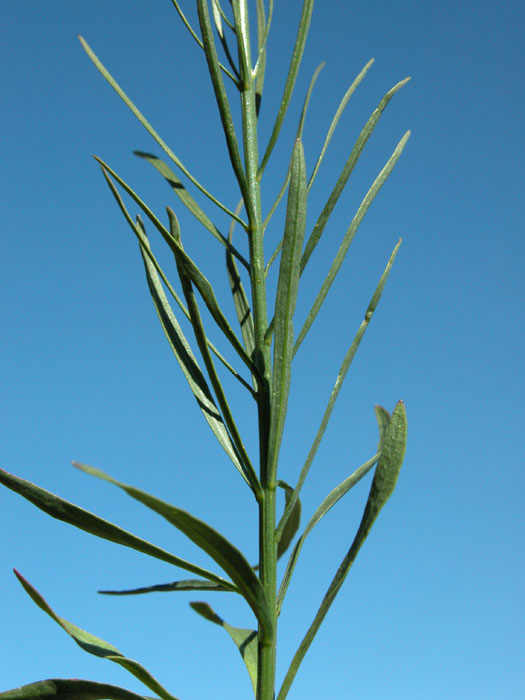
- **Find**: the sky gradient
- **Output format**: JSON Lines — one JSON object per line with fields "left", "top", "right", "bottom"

{"left": 1, "top": 1, "right": 524, "bottom": 699}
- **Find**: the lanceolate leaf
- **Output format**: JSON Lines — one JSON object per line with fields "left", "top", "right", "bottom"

{"left": 169, "top": 0, "right": 238, "bottom": 83}
{"left": 79, "top": 35, "right": 242, "bottom": 224}
{"left": 99, "top": 579, "right": 230, "bottom": 595}
{"left": 301, "top": 77, "right": 411, "bottom": 272}
{"left": 276, "top": 240, "right": 402, "bottom": 538}
{"left": 267, "top": 139, "right": 307, "bottom": 483}
{"left": 95, "top": 159, "right": 256, "bottom": 377}
{"left": 13, "top": 571, "right": 180, "bottom": 700}
{"left": 72, "top": 462, "right": 273, "bottom": 640}
{"left": 133, "top": 150, "right": 249, "bottom": 270}
{"left": 139, "top": 236, "right": 253, "bottom": 484}
{"left": 226, "top": 217, "right": 256, "bottom": 362}
{"left": 374, "top": 404, "right": 391, "bottom": 450}
{"left": 0, "top": 469, "right": 232, "bottom": 588}
{"left": 0, "top": 679, "right": 153, "bottom": 700}
{"left": 196, "top": 0, "right": 247, "bottom": 199}
{"left": 275, "top": 480, "right": 302, "bottom": 561}
{"left": 277, "top": 401, "right": 407, "bottom": 700}
{"left": 295, "top": 133, "right": 410, "bottom": 353}
{"left": 168, "top": 210, "right": 260, "bottom": 495}
{"left": 98, "top": 170, "right": 253, "bottom": 395}
{"left": 259, "top": 0, "right": 314, "bottom": 175}
{"left": 308, "top": 58, "right": 375, "bottom": 190}
{"left": 277, "top": 451, "right": 380, "bottom": 613}
{"left": 190, "top": 602, "right": 258, "bottom": 694}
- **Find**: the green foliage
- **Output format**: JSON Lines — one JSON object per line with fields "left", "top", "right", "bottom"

{"left": 0, "top": 2, "right": 409, "bottom": 699}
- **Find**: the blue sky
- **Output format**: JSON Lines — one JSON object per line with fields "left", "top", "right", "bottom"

{"left": 1, "top": 1, "right": 523, "bottom": 699}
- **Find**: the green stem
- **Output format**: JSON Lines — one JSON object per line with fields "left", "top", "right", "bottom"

{"left": 232, "top": 2, "right": 275, "bottom": 697}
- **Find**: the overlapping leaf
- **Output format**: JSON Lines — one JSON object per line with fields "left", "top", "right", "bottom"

{"left": 191, "top": 602, "right": 258, "bottom": 694}
{"left": 0, "top": 468, "right": 231, "bottom": 587}
{"left": 72, "top": 462, "right": 272, "bottom": 640}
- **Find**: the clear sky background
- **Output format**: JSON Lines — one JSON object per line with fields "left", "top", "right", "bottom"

{"left": 1, "top": 1, "right": 523, "bottom": 699}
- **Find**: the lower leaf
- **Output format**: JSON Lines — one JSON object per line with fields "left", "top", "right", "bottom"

{"left": 0, "top": 679, "right": 154, "bottom": 700}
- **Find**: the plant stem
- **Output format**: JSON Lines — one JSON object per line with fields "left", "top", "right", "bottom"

{"left": 233, "top": 2, "right": 276, "bottom": 697}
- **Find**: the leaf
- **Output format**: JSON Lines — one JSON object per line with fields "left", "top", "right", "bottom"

{"left": 258, "top": 0, "right": 314, "bottom": 175}
{"left": 190, "top": 602, "right": 258, "bottom": 694}
{"left": 277, "top": 451, "right": 379, "bottom": 613}
{"left": 374, "top": 404, "right": 391, "bottom": 451}
{"left": 196, "top": 0, "right": 247, "bottom": 198}
{"left": 275, "top": 480, "right": 302, "bottom": 560}
{"left": 294, "top": 133, "right": 410, "bottom": 353}
{"left": 78, "top": 36, "right": 241, "bottom": 223}
{"left": 133, "top": 151, "right": 249, "bottom": 270}
{"left": 0, "top": 468, "right": 232, "bottom": 587}
{"left": 99, "top": 579, "right": 230, "bottom": 596}
{"left": 267, "top": 139, "right": 307, "bottom": 482}
{"left": 13, "top": 571, "right": 179, "bottom": 700}
{"left": 95, "top": 159, "right": 257, "bottom": 377}
{"left": 226, "top": 235, "right": 256, "bottom": 363}
{"left": 301, "top": 77, "right": 411, "bottom": 273}
{"left": 308, "top": 58, "right": 375, "bottom": 189}
{"left": 167, "top": 210, "right": 260, "bottom": 495}
{"left": 169, "top": 0, "right": 238, "bottom": 83}
{"left": 98, "top": 170, "right": 254, "bottom": 396}
{"left": 263, "top": 60, "right": 324, "bottom": 249}
{"left": 0, "top": 679, "right": 153, "bottom": 700}
{"left": 276, "top": 239, "right": 402, "bottom": 538}
{"left": 72, "top": 462, "right": 273, "bottom": 641}
{"left": 139, "top": 234, "right": 253, "bottom": 484}
{"left": 277, "top": 401, "right": 407, "bottom": 700}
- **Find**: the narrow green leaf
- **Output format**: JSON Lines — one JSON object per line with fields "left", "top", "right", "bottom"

{"left": 139, "top": 234, "right": 253, "bottom": 483}
{"left": 168, "top": 210, "right": 260, "bottom": 495}
{"left": 0, "top": 469, "right": 232, "bottom": 587}
{"left": 295, "top": 132, "right": 410, "bottom": 353}
{"left": 0, "top": 679, "right": 152, "bottom": 700}
{"left": 94, "top": 158, "right": 256, "bottom": 376}
{"left": 277, "top": 401, "right": 407, "bottom": 700}
{"left": 308, "top": 58, "right": 375, "bottom": 189}
{"left": 226, "top": 220, "right": 256, "bottom": 362}
{"left": 267, "top": 139, "right": 307, "bottom": 483}
{"left": 98, "top": 168, "right": 253, "bottom": 395}
{"left": 169, "top": 0, "right": 238, "bottom": 83}
{"left": 258, "top": 0, "right": 314, "bottom": 176}
{"left": 276, "top": 239, "right": 402, "bottom": 538}
{"left": 13, "top": 571, "right": 179, "bottom": 700}
{"left": 301, "top": 78, "right": 411, "bottom": 273}
{"left": 196, "top": 0, "right": 247, "bottom": 198}
{"left": 133, "top": 151, "right": 249, "bottom": 270}
{"left": 99, "top": 580, "right": 230, "bottom": 595}
{"left": 190, "top": 602, "right": 258, "bottom": 694}
{"left": 72, "top": 462, "right": 273, "bottom": 641}
{"left": 277, "top": 451, "right": 379, "bottom": 613}
{"left": 211, "top": 0, "right": 241, "bottom": 80}
{"left": 263, "top": 61, "right": 325, "bottom": 270}
{"left": 78, "top": 35, "right": 242, "bottom": 223}
{"left": 275, "top": 480, "right": 302, "bottom": 561}
{"left": 374, "top": 404, "right": 391, "bottom": 451}
{"left": 253, "top": 0, "right": 273, "bottom": 110}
